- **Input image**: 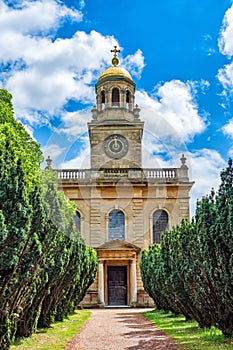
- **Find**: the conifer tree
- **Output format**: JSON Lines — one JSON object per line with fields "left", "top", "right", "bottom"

{"left": 0, "top": 147, "right": 32, "bottom": 348}
{"left": 209, "top": 160, "right": 233, "bottom": 336}
{"left": 0, "top": 89, "right": 98, "bottom": 347}
{"left": 141, "top": 160, "right": 233, "bottom": 337}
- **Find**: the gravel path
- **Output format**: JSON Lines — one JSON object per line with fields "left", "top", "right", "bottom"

{"left": 64, "top": 308, "right": 179, "bottom": 350}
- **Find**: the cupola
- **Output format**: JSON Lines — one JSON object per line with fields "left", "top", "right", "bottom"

{"left": 93, "top": 46, "right": 138, "bottom": 118}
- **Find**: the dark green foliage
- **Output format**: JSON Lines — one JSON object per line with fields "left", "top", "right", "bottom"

{"left": 141, "top": 159, "right": 233, "bottom": 338}
{"left": 0, "top": 148, "right": 32, "bottom": 349}
{"left": 0, "top": 152, "right": 97, "bottom": 348}
{"left": 0, "top": 90, "right": 98, "bottom": 348}
{"left": 17, "top": 174, "right": 97, "bottom": 334}
{"left": 140, "top": 246, "right": 172, "bottom": 311}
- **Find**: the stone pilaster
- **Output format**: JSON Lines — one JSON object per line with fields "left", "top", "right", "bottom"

{"left": 130, "top": 259, "right": 137, "bottom": 306}
{"left": 98, "top": 260, "right": 105, "bottom": 307}
{"left": 132, "top": 198, "right": 144, "bottom": 245}
{"left": 90, "top": 195, "right": 101, "bottom": 246}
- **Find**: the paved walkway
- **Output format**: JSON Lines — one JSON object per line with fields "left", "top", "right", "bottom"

{"left": 64, "top": 308, "right": 179, "bottom": 350}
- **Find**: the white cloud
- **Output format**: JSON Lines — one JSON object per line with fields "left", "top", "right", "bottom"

{"left": 7, "top": 63, "right": 94, "bottom": 115}
{"left": 122, "top": 49, "right": 145, "bottom": 79}
{"left": 43, "top": 143, "right": 66, "bottom": 160}
{"left": 3, "top": 30, "right": 118, "bottom": 119}
{"left": 0, "top": 0, "right": 82, "bottom": 36}
{"left": 136, "top": 80, "right": 207, "bottom": 144}
{"left": 57, "top": 109, "right": 92, "bottom": 138}
{"left": 21, "top": 122, "right": 35, "bottom": 139}
{"left": 188, "top": 149, "right": 225, "bottom": 216}
{"left": 0, "top": 1, "right": 145, "bottom": 126}
{"left": 218, "top": 62, "right": 233, "bottom": 91}
{"left": 229, "top": 147, "right": 233, "bottom": 158}
{"left": 222, "top": 118, "right": 233, "bottom": 138}
{"left": 79, "top": 0, "right": 85, "bottom": 9}
{"left": 141, "top": 128, "right": 188, "bottom": 169}
{"left": 59, "top": 135, "right": 90, "bottom": 169}
{"left": 218, "top": 4, "right": 233, "bottom": 58}
{"left": 218, "top": 4, "right": 233, "bottom": 93}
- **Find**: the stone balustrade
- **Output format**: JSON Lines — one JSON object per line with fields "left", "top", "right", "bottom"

{"left": 55, "top": 166, "right": 189, "bottom": 183}
{"left": 56, "top": 169, "right": 89, "bottom": 180}
{"left": 144, "top": 169, "right": 177, "bottom": 179}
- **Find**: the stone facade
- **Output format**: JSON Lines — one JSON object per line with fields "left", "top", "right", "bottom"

{"left": 55, "top": 51, "right": 194, "bottom": 307}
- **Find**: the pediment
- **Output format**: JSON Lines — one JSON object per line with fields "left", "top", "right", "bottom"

{"left": 96, "top": 239, "right": 141, "bottom": 252}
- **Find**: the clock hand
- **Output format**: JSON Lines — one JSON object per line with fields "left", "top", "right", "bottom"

{"left": 113, "top": 136, "right": 119, "bottom": 150}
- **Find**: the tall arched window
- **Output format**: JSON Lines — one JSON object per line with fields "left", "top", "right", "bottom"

{"left": 74, "top": 211, "right": 81, "bottom": 232}
{"left": 109, "top": 209, "right": 125, "bottom": 240}
{"left": 153, "top": 210, "right": 168, "bottom": 244}
{"left": 112, "top": 88, "right": 119, "bottom": 107}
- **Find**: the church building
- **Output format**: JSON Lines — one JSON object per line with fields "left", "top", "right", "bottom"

{"left": 55, "top": 47, "right": 194, "bottom": 307}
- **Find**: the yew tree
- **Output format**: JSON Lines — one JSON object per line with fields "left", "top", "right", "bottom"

{"left": 0, "top": 89, "right": 98, "bottom": 349}
{"left": 141, "top": 160, "right": 233, "bottom": 337}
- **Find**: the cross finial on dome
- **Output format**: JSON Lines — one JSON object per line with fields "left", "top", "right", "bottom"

{"left": 111, "top": 45, "right": 120, "bottom": 66}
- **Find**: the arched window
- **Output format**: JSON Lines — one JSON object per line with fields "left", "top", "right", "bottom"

{"left": 112, "top": 88, "right": 119, "bottom": 107}
{"left": 74, "top": 211, "right": 81, "bottom": 232}
{"left": 109, "top": 209, "right": 125, "bottom": 240}
{"left": 100, "top": 90, "right": 105, "bottom": 109}
{"left": 153, "top": 210, "right": 168, "bottom": 244}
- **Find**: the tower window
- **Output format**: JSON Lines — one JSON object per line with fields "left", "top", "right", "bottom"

{"left": 153, "top": 210, "right": 168, "bottom": 244}
{"left": 126, "top": 90, "right": 130, "bottom": 103}
{"left": 126, "top": 90, "right": 130, "bottom": 109}
{"left": 112, "top": 88, "right": 119, "bottom": 107}
{"left": 74, "top": 211, "right": 81, "bottom": 232}
{"left": 109, "top": 209, "right": 125, "bottom": 240}
{"left": 100, "top": 90, "right": 105, "bottom": 109}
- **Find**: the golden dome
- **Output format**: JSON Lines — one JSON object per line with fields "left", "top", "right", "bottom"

{"left": 98, "top": 66, "right": 132, "bottom": 82}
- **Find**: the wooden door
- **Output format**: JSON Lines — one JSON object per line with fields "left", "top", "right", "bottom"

{"left": 108, "top": 266, "right": 127, "bottom": 305}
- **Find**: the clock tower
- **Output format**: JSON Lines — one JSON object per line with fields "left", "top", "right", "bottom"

{"left": 56, "top": 46, "right": 194, "bottom": 308}
{"left": 88, "top": 46, "right": 144, "bottom": 169}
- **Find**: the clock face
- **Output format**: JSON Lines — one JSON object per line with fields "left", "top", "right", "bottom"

{"left": 104, "top": 134, "right": 128, "bottom": 159}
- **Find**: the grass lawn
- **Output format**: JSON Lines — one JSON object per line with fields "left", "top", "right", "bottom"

{"left": 11, "top": 310, "right": 91, "bottom": 350}
{"left": 144, "top": 310, "right": 233, "bottom": 350}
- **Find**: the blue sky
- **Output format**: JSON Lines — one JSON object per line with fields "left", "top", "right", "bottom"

{"left": 0, "top": 0, "right": 233, "bottom": 214}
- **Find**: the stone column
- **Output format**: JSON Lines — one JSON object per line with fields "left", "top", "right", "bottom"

{"left": 120, "top": 89, "right": 125, "bottom": 108}
{"left": 96, "top": 93, "right": 101, "bottom": 111}
{"left": 105, "top": 88, "right": 110, "bottom": 108}
{"left": 130, "top": 259, "right": 137, "bottom": 306}
{"left": 130, "top": 93, "right": 134, "bottom": 111}
{"left": 98, "top": 260, "right": 105, "bottom": 307}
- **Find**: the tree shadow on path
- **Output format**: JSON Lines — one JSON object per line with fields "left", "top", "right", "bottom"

{"left": 116, "top": 311, "right": 179, "bottom": 350}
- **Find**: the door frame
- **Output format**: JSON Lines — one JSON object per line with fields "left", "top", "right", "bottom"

{"left": 107, "top": 265, "right": 127, "bottom": 306}
{"left": 104, "top": 261, "right": 129, "bottom": 306}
